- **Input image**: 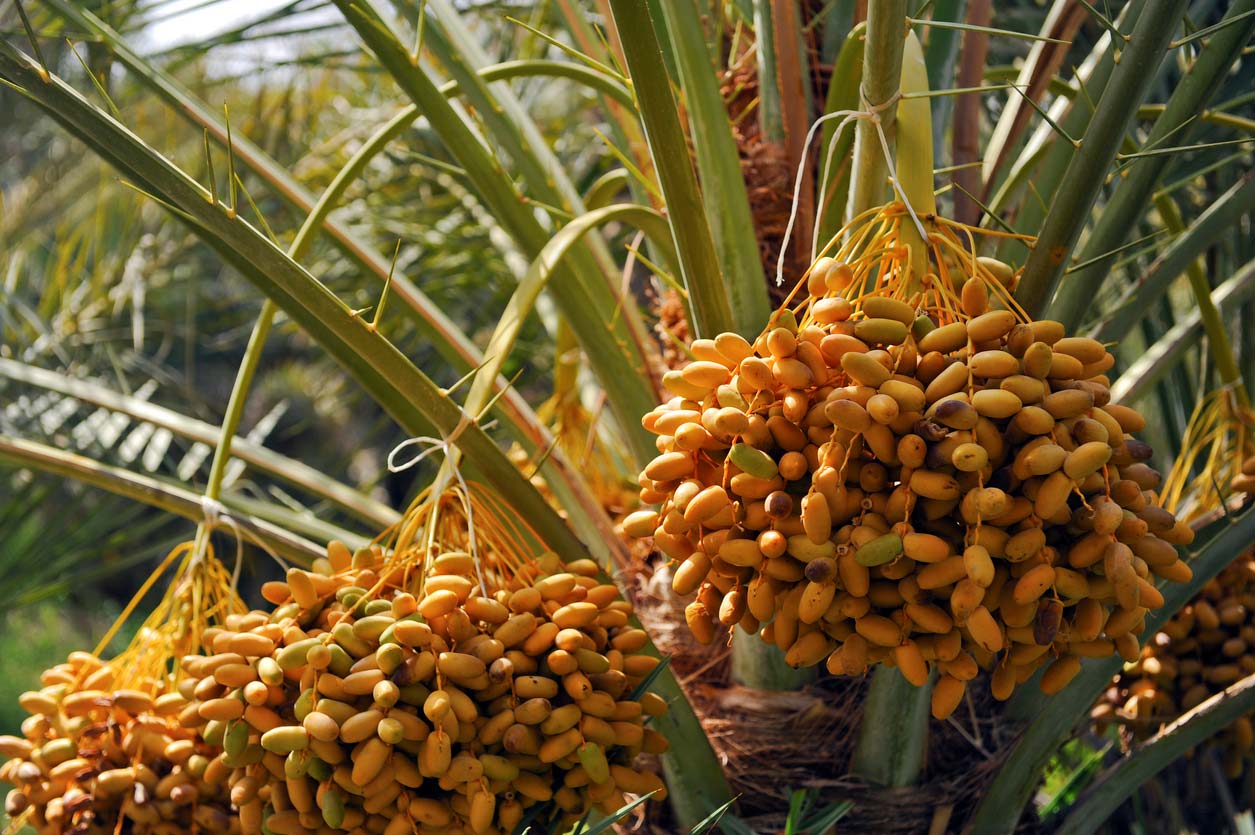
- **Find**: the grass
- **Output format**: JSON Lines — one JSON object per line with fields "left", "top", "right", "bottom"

{"left": 1038, "top": 735, "right": 1113, "bottom": 818}
{"left": 0, "top": 597, "right": 131, "bottom": 832}
{"left": 0, "top": 599, "right": 128, "bottom": 735}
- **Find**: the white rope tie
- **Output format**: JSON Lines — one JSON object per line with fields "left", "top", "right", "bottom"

{"left": 198, "top": 495, "right": 287, "bottom": 592}
{"left": 813, "top": 110, "right": 863, "bottom": 259}
{"left": 869, "top": 92, "right": 930, "bottom": 245}
{"left": 779, "top": 108, "right": 862, "bottom": 286}
{"left": 387, "top": 408, "right": 486, "bottom": 596}
{"left": 1214, "top": 379, "right": 1255, "bottom": 426}
{"left": 779, "top": 89, "right": 929, "bottom": 286}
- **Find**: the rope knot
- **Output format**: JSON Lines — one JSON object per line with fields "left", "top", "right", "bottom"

{"left": 777, "top": 89, "right": 925, "bottom": 287}
{"left": 387, "top": 407, "right": 486, "bottom": 596}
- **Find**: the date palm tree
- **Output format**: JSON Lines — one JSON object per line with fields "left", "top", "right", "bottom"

{"left": 2, "top": 0, "right": 1254, "bottom": 831}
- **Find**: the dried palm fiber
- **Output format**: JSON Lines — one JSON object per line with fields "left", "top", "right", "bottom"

{"left": 1096, "top": 392, "right": 1255, "bottom": 777}
{"left": 0, "top": 541, "right": 243, "bottom": 835}
{"left": 624, "top": 663, "right": 1031, "bottom": 835}
{"left": 656, "top": 287, "right": 696, "bottom": 371}
{"left": 624, "top": 198, "right": 1194, "bottom": 719}
{"left": 175, "top": 481, "right": 667, "bottom": 835}
{"left": 719, "top": 32, "right": 810, "bottom": 307}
